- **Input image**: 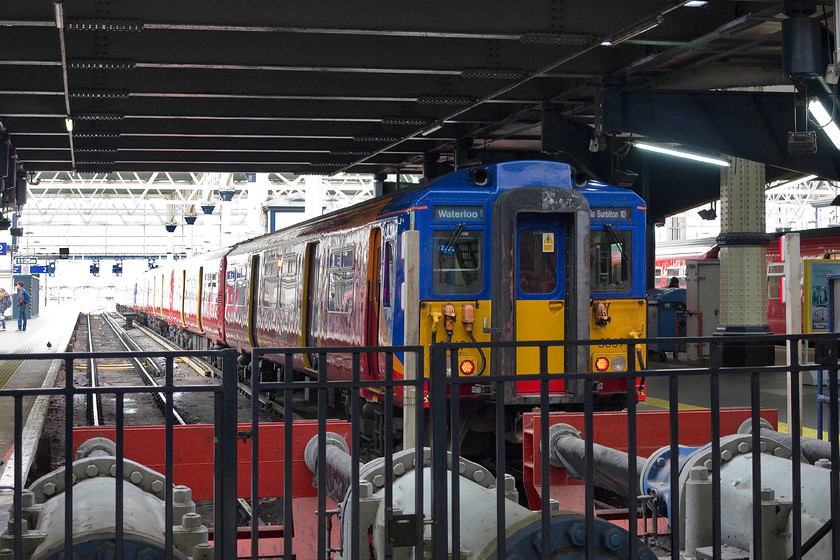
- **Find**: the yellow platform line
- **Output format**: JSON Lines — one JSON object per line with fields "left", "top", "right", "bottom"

{"left": 0, "top": 347, "right": 35, "bottom": 390}
{"left": 643, "top": 396, "right": 825, "bottom": 441}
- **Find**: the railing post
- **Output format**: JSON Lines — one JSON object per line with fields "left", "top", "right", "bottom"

{"left": 429, "top": 343, "right": 449, "bottom": 559}
{"left": 215, "top": 348, "right": 238, "bottom": 560}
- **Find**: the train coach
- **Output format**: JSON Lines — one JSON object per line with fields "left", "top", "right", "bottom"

{"left": 655, "top": 226, "right": 840, "bottom": 334}
{"left": 119, "top": 160, "right": 648, "bottom": 450}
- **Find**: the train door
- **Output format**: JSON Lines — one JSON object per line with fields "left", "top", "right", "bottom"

{"left": 197, "top": 266, "right": 204, "bottom": 332}
{"left": 365, "top": 229, "right": 382, "bottom": 379}
{"left": 491, "top": 186, "right": 590, "bottom": 402}
{"left": 515, "top": 213, "right": 565, "bottom": 393}
{"left": 303, "top": 242, "right": 320, "bottom": 368}
{"left": 247, "top": 255, "right": 260, "bottom": 347}
{"left": 179, "top": 269, "right": 187, "bottom": 327}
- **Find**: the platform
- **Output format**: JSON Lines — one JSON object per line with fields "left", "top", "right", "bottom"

{"left": 0, "top": 302, "right": 79, "bottom": 513}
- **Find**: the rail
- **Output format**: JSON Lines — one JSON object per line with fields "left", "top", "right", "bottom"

{"left": 100, "top": 312, "right": 187, "bottom": 426}
{"left": 0, "top": 333, "right": 837, "bottom": 559}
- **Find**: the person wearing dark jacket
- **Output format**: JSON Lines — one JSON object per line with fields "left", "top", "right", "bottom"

{"left": 16, "top": 281, "right": 29, "bottom": 331}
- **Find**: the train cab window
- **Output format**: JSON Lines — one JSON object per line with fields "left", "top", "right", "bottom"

{"left": 590, "top": 228, "right": 632, "bottom": 292}
{"left": 433, "top": 228, "right": 483, "bottom": 295}
{"left": 383, "top": 241, "right": 395, "bottom": 307}
{"left": 279, "top": 254, "right": 298, "bottom": 309}
{"left": 262, "top": 258, "right": 279, "bottom": 307}
{"left": 519, "top": 230, "right": 557, "bottom": 294}
{"left": 767, "top": 263, "right": 784, "bottom": 300}
{"left": 328, "top": 248, "right": 354, "bottom": 313}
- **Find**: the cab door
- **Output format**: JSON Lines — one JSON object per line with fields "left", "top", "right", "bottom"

{"left": 515, "top": 213, "right": 565, "bottom": 393}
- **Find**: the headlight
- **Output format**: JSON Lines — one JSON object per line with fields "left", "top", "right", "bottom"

{"left": 611, "top": 355, "right": 627, "bottom": 372}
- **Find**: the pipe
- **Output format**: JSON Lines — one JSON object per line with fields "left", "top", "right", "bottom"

{"left": 303, "top": 432, "right": 362, "bottom": 503}
{"left": 547, "top": 423, "right": 646, "bottom": 498}
{"left": 738, "top": 418, "right": 835, "bottom": 465}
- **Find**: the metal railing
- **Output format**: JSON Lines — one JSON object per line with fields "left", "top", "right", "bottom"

{"left": 0, "top": 333, "right": 837, "bottom": 559}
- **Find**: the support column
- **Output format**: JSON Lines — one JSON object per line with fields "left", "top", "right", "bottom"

{"left": 716, "top": 158, "right": 774, "bottom": 366}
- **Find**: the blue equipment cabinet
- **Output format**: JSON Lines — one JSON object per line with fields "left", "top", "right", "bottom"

{"left": 647, "top": 287, "right": 686, "bottom": 360}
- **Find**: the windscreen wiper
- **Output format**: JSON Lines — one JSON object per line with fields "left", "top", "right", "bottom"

{"left": 439, "top": 223, "right": 466, "bottom": 265}
{"left": 603, "top": 223, "right": 629, "bottom": 267}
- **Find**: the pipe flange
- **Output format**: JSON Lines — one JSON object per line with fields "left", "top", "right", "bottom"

{"left": 304, "top": 432, "right": 350, "bottom": 473}
{"left": 736, "top": 417, "right": 774, "bottom": 435}
{"left": 75, "top": 437, "right": 117, "bottom": 460}
{"left": 546, "top": 423, "right": 582, "bottom": 467}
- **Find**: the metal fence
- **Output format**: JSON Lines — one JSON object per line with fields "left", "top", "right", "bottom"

{"left": 0, "top": 333, "right": 838, "bottom": 560}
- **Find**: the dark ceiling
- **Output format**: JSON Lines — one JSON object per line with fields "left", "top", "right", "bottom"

{"left": 2, "top": 1, "right": 839, "bottom": 217}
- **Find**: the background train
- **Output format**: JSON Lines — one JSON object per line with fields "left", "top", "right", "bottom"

{"left": 117, "top": 160, "right": 648, "bottom": 457}
{"left": 654, "top": 226, "right": 840, "bottom": 334}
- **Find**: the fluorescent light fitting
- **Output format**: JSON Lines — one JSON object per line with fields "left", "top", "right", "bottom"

{"left": 634, "top": 142, "right": 730, "bottom": 166}
{"left": 64, "top": 117, "right": 74, "bottom": 132}
{"left": 807, "top": 98, "right": 840, "bottom": 150}
{"left": 684, "top": 1, "right": 708, "bottom": 7}
{"left": 602, "top": 15, "right": 663, "bottom": 47}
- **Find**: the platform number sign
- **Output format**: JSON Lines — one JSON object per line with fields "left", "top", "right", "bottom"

{"left": 542, "top": 232, "right": 555, "bottom": 253}
{"left": 0, "top": 242, "right": 6, "bottom": 255}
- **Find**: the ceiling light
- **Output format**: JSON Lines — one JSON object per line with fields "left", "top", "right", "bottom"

{"left": 421, "top": 122, "right": 443, "bottom": 136}
{"left": 807, "top": 98, "right": 840, "bottom": 150}
{"left": 634, "top": 142, "right": 731, "bottom": 166}
{"left": 65, "top": 118, "right": 74, "bottom": 132}
{"left": 601, "top": 15, "right": 663, "bottom": 47}
{"left": 684, "top": 1, "right": 708, "bottom": 6}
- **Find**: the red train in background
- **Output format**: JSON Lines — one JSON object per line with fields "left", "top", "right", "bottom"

{"left": 654, "top": 226, "right": 840, "bottom": 334}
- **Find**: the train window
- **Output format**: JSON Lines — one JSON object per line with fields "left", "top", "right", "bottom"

{"left": 767, "top": 263, "right": 784, "bottom": 299}
{"left": 279, "top": 254, "right": 298, "bottom": 309}
{"left": 262, "top": 259, "right": 279, "bottom": 308}
{"left": 328, "top": 248, "right": 354, "bottom": 313}
{"left": 519, "top": 230, "right": 557, "bottom": 294}
{"left": 383, "top": 241, "right": 394, "bottom": 307}
{"left": 590, "top": 229, "right": 632, "bottom": 292}
{"left": 433, "top": 229, "right": 483, "bottom": 295}
{"left": 654, "top": 267, "right": 662, "bottom": 286}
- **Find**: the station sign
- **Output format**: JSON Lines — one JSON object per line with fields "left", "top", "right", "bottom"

{"left": 15, "top": 257, "right": 37, "bottom": 264}
{"left": 12, "top": 265, "right": 21, "bottom": 274}
{"left": 0, "top": 242, "right": 6, "bottom": 255}
{"left": 30, "top": 265, "right": 49, "bottom": 274}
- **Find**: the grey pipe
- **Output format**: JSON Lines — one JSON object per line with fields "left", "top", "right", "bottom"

{"left": 304, "top": 432, "right": 363, "bottom": 503}
{"left": 547, "top": 423, "right": 646, "bottom": 498}
{"left": 738, "top": 418, "right": 834, "bottom": 465}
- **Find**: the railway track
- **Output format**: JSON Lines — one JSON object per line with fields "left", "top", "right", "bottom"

{"left": 121, "top": 313, "right": 305, "bottom": 421}
{"left": 83, "top": 312, "right": 187, "bottom": 427}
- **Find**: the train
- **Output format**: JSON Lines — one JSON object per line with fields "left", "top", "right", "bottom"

{"left": 654, "top": 226, "right": 840, "bottom": 334}
{"left": 117, "top": 160, "right": 648, "bottom": 456}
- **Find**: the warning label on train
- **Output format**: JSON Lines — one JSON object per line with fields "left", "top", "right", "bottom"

{"left": 434, "top": 206, "right": 484, "bottom": 221}
{"left": 590, "top": 207, "right": 631, "bottom": 221}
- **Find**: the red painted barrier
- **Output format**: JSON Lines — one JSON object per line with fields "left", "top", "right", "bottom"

{"left": 74, "top": 421, "right": 352, "bottom": 501}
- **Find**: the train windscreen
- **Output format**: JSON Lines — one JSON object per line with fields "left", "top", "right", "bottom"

{"left": 433, "top": 228, "right": 483, "bottom": 295}
{"left": 590, "top": 229, "right": 632, "bottom": 292}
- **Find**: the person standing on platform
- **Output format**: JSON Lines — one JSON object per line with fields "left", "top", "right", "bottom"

{"left": 16, "top": 281, "right": 29, "bottom": 332}
{"left": 0, "top": 288, "right": 10, "bottom": 330}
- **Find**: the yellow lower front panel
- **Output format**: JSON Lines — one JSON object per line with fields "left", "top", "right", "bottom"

{"left": 515, "top": 299, "right": 565, "bottom": 374}
{"left": 419, "top": 301, "right": 491, "bottom": 378}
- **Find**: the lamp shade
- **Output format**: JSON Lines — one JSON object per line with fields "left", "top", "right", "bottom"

{"left": 218, "top": 189, "right": 235, "bottom": 201}
{"left": 201, "top": 204, "right": 215, "bottom": 215}
{"left": 165, "top": 224, "right": 177, "bottom": 233}
{"left": 184, "top": 216, "right": 197, "bottom": 225}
